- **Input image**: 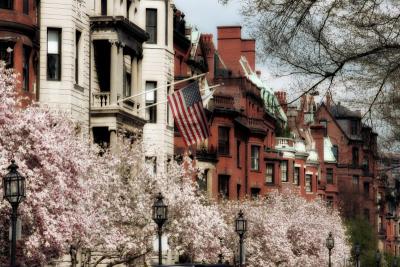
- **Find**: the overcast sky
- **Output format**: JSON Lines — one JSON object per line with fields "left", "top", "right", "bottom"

{"left": 174, "top": 0, "right": 287, "bottom": 90}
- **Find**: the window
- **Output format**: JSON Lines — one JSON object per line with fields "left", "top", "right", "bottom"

{"left": 198, "top": 169, "right": 208, "bottom": 192}
{"left": 167, "top": 85, "right": 171, "bottom": 125}
{"left": 124, "top": 73, "right": 131, "bottom": 98}
{"left": 146, "top": 9, "right": 157, "bottom": 44}
{"left": 0, "top": 42, "right": 14, "bottom": 68}
{"left": 0, "top": 0, "right": 13, "bottom": 9}
{"left": 281, "top": 161, "right": 288, "bottom": 182}
{"left": 294, "top": 167, "right": 300, "bottom": 185}
{"left": 363, "top": 156, "right": 369, "bottom": 171}
{"left": 251, "top": 145, "right": 260, "bottom": 171}
{"left": 236, "top": 184, "right": 241, "bottom": 200}
{"left": 266, "top": 163, "right": 274, "bottom": 184}
{"left": 364, "top": 182, "right": 370, "bottom": 197}
{"left": 23, "top": 0, "right": 29, "bottom": 14}
{"left": 145, "top": 156, "right": 157, "bottom": 174}
{"left": 378, "top": 216, "right": 383, "bottom": 232}
{"left": 75, "top": 30, "right": 81, "bottom": 84}
{"left": 352, "top": 147, "right": 359, "bottom": 166}
{"left": 218, "top": 127, "right": 230, "bottom": 155}
{"left": 47, "top": 28, "right": 61, "bottom": 81}
{"left": 326, "top": 168, "right": 334, "bottom": 184}
{"left": 326, "top": 196, "right": 334, "bottom": 208}
{"left": 331, "top": 145, "right": 338, "bottom": 162}
{"left": 320, "top": 119, "right": 327, "bottom": 136}
{"left": 351, "top": 120, "right": 358, "bottom": 135}
{"left": 218, "top": 175, "right": 230, "bottom": 199}
{"left": 101, "top": 0, "right": 107, "bottom": 15}
{"left": 305, "top": 174, "right": 312, "bottom": 192}
{"left": 93, "top": 127, "right": 110, "bottom": 150}
{"left": 236, "top": 140, "right": 241, "bottom": 167}
{"left": 352, "top": 175, "right": 359, "bottom": 192}
{"left": 364, "top": 208, "right": 370, "bottom": 221}
{"left": 251, "top": 188, "right": 260, "bottom": 200}
{"left": 22, "top": 46, "right": 30, "bottom": 91}
{"left": 145, "top": 81, "right": 157, "bottom": 123}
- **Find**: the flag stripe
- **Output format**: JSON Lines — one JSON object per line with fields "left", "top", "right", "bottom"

{"left": 170, "top": 93, "right": 192, "bottom": 146}
{"left": 176, "top": 92, "right": 197, "bottom": 144}
{"left": 168, "top": 95, "right": 189, "bottom": 147}
{"left": 188, "top": 106, "right": 203, "bottom": 143}
{"left": 192, "top": 103, "right": 208, "bottom": 139}
{"left": 197, "top": 101, "right": 211, "bottom": 136}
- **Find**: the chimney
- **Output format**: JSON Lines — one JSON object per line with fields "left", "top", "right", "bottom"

{"left": 275, "top": 91, "right": 287, "bottom": 113}
{"left": 326, "top": 92, "right": 332, "bottom": 110}
{"left": 200, "top": 34, "right": 216, "bottom": 80}
{"left": 241, "top": 39, "right": 256, "bottom": 71}
{"left": 217, "top": 26, "right": 243, "bottom": 76}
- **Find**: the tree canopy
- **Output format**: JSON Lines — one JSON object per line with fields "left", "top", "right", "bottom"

{"left": 220, "top": 0, "right": 400, "bottom": 144}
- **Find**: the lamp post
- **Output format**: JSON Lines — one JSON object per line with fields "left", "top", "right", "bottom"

{"left": 2, "top": 160, "right": 26, "bottom": 267}
{"left": 326, "top": 232, "right": 334, "bottom": 267}
{"left": 375, "top": 250, "right": 381, "bottom": 267}
{"left": 354, "top": 243, "right": 360, "bottom": 267}
{"left": 235, "top": 210, "right": 247, "bottom": 267}
{"left": 152, "top": 192, "right": 168, "bottom": 266}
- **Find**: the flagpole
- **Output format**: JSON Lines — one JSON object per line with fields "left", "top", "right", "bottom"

{"left": 117, "top": 72, "right": 208, "bottom": 103}
{"left": 136, "top": 84, "right": 222, "bottom": 111}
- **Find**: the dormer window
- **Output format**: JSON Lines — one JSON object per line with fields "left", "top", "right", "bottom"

{"left": 351, "top": 120, "right": 358, "bottom": 135}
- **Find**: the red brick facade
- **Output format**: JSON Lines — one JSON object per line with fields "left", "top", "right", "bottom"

{"left": 0, "top": 0, "right": 38, "bottom": 103}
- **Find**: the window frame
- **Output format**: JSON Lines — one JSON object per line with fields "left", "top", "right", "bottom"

{"left": 145, "top": 81, "right": 157, "bottom": 123}
{"left": 146, "top": 8, "right": 158, "bottom": 44}
{"left": 352, "top": 147, "right": 359, "bottom": 167}
{"left": 251, "top": 145, "right": 260, "bottom": 171}
{"left": 236, "top": 140, "right": 241, "bottom": 168}
{"left": 294, "top": 166, "right": 300, "bottom": 185}
{"left": 320, "top": 119, "right": 328, "bottom": 136}
{"left": 218, "top": 174, "right": 230, "bottom": 199}
{"left": 0, "top": 42, "right": 14, "bottom": 68}
{"left": 218, "top": 127, "right": 230, "bottom": 155}
{"left": 47, "top": 28, "right": 62, "bottom": 81}
{"left": 22, "top": 45, "right": 30, "bottom": 91}
{"left": 265, "top": 163, "right": 274, "bottom": 184}
{"left": 75, "top": 30, "right": 81, "bottom": 85}
{"left": 281, "top": 161, "right": 288, "bottom": 182}
{"left": 305, "top": 174, "right": 312, "bottom": 192}
{"left": 326, "top": 168, "right": 334, "bottom": 184}
{"left": 352, "top": 175, "right": 359, "bottom": 192}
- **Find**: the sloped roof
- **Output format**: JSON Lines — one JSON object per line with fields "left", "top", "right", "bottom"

{"left": 330, "top": 103, "right": 361, "bottom": 118}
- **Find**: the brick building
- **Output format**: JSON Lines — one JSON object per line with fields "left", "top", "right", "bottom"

{"left": 0, "top": 0, "right": 38, "bottom": 103}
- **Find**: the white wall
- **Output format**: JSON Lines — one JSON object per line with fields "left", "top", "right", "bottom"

{"left": 39, "top": 0, "right": 90, "bottom": 132}
{"left": 137, "top": 0, "right": 175, "bottom": 170}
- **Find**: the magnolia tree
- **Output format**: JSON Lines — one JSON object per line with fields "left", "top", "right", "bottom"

{"left": 219, "top": 193, "right": 351, "bottom": 267}
{"left": 0, "top": 61, "right": 350, "bottom": 266}
{"left": 0, "top": 61, "right": 227, "bottom": 266}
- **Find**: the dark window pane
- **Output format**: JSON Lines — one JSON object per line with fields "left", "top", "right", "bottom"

{"left": 332, "top": 145, "right": 338, "bottom": 162}
{"left": 281, "top": 161, "right": 288, "bottom": 182}
{"left": 23, "top": 46, "right": 30, "bottom": 91}
{"left": 0, "top": 42, "right": 14, "bottom": 68}
{"left": 146, "top": 9, "right": 157, "bottom": 44}
{"left": 294, "top": 167, "right": 300, "bottom": 185}
{"left": 218, "top": 175, "right": 230, "bottom": 199}
{"left": 326, "top": 168, "right": 334, "bottom": 184}
{"left": 23, "top": 0, "right": 29, "bottom": 14}
{"left": 47, "top": 28, "right": 61, "bottom": 81}
{"left": 101, "top": 0, "right": 107, "bottom": 15}
{"left": 75, "top": 30, "right": 81, "bottom": 84}
{"left": 305, "top": 174, "right": 312, "bottom": 192}
{"left": 0, "top": 0, "right": 13, "bottom": 9}
{"left": 352, "top": 147, "right": 359, "bottom": 166}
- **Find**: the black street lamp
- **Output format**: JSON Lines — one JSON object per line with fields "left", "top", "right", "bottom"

{"left": 235, "top": 210, "right": 247, "bottom": 267}
{"left": 326, "top": 232, "right": 334, "bottom": 267}
{"left": 375, "top": 250, "right": 381, "bottom": 267}
{"left": 354, "top": 243, "right": 361, "bottom": 267}
{"left": 152, "top": 192, "right": 168, "bottom": 266}
{"left": 2, "top": 160, "right": 26, "bottom": 267}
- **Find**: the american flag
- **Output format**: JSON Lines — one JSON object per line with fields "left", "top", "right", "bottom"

{"left": 168, "top": 82, "right": 211, "bottom": 146}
